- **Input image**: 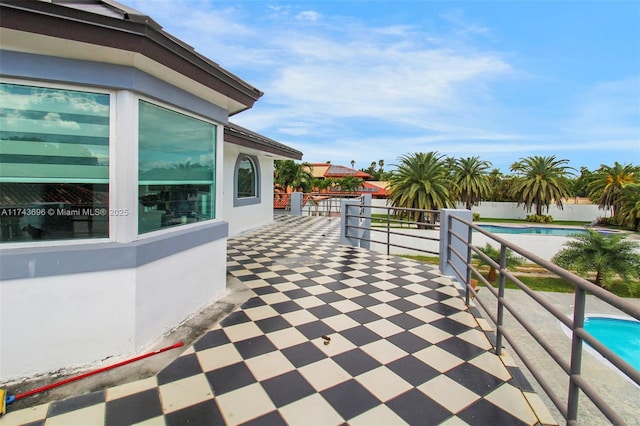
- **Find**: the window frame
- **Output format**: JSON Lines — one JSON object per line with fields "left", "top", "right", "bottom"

{"left": 233, "top": 154, "right": 261, "bottom": 207}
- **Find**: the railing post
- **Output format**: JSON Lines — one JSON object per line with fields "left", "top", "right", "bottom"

{"left": 464, "top": 222, "right": 473, "bottom": 306}
{"left": 290, "top": 192, "right": 303, "bottom": 216}
{"left": 340, "top": 199, "right": 360, "bottom": 246}
{"left": 495, "top": 245, "right": 507, "bottom": 356}
{"left": 438, "top": 209, "right": 472, "bottom": 289}
{"left": 386, "top": 209, "right": 391, "bottom": 256}
{"left": 567, "top": 286, "right": 586, "bottom": 424}
{"left": 360, "top": 194, "right": 371, "bottom": 249}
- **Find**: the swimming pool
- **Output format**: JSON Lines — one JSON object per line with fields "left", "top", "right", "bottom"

{"left": 584, "top": 317, "right": 640, "bottom": 371}
{"left": 477, "top": 224, "right": 589, "bottom": 237}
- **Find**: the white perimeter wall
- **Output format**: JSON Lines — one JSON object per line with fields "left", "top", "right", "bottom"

{"left": 0, "top": 239, "right": 226, "bottom": 380}
{"left": 370, "top": 199, "right": 605, "bottom": 222}
{"left": 223, "top": 144, "right": 276, "bottom": 236}
{"left": 464, "top": 201, "right": 605, "bottom": 222}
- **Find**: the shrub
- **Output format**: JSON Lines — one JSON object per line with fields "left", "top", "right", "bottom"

{"left": 594, "top": 216, "right": 613, "bottom": 226}
{"left": 526, "top": 214, "right": 553, "bottom": 223}
{"left": 472, "top": 212, "right": 481, "bottom": 221}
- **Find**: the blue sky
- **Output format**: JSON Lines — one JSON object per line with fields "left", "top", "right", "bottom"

{"left": 128, "top": 0, "right": 639, "bottom": 174}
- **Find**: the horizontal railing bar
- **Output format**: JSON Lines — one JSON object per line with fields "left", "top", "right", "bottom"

{"left": 346, "top": 225, "right": 439, "bottom": 243}
{"left": 447, "top": 261, "right": 466, "bottom": 287}
{"left": 498, "top": 325, "right": 569, "bottom": 419}
{"left": 455, "top": 216, "right": 640, "bottom": 320}
{"left": 570, "top": 374, "right": 626, "bottom": 425}
{"left": 448, "top": 228, "right": 467, "bottom": 247}
{"left": 448, "top": 244, "right": 466, "bottom": 266}
{"left": 466, "top": 286, "right": 497, "bottom": 325}
{"left": 500, "top": 270, "right": 574, "bottom": 330}
{"left": 468, "top": 244, "right": 501, "bottom": 271}
{"left": 348, "top": 234, "right": 439, "bottom": 256}
{"left": 384, "top": 230, "right": 439, "bottom": 241}
{"left": 499, "top": 296, "right": 571, "bottom": 374}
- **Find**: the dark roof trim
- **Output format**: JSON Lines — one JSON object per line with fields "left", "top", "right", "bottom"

{"left": 0, "top": 1, "right": 263, "bottom": 112}
{"left": 224, "top": 123, "right": 303, "bottom": 160}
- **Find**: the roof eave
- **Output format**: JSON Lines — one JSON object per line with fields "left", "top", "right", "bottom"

{"left": 224, "top": 123, "right": 303, "bottom": 160}
{"left": 0, "top": 1, "right": 263, "bottom": 111}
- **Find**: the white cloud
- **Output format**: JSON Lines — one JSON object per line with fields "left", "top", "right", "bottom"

{"left": 43, "top": 112, "right": 80, "bottom": 129}
{"left": 565, "top": 77, "right": 640, "bottom": 140}
{"left": 297, "top": 10, "right": 322, "bottom": 22}
{"left": 125, "top": 1, "right": 639, "bottom": 171}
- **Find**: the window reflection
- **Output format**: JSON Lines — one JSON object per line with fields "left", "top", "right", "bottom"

{"left": 237, "top": 157, "right": 256, "bottom": 198}
{"left": 0, "top": 183, "right": 108, "bottom": 241}
{"left": 0, "top": 82, "right": 110, "bottom": 242}
{"left": 138, "top": 101, "right": 216, "bottom": 233}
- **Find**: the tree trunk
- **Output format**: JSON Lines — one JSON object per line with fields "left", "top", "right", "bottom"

{"left": 594, "top": 270, "right": 602, "bottom": 287}
{"left": 416, "top": 211, "right": 428, "bottom": 230}
{"left": 488, "top": 267, "right": 497, "bottom": 282}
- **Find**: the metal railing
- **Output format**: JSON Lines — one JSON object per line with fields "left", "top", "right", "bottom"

{"left": 338, "top": 199, "right": 640, "bottom": 425}
{"left": 343, "top": 203, "right": 441, "bottom": 256}
{"left": 445, "top": 214, "right": 640, "bottom": 425}
{"left": 274, "top": 192, "right": 361, "bottom": 216}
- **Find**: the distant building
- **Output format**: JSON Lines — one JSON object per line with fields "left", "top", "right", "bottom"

{"left": 308, "top": 163, "right": 388, "bottom": 198}
{"left": 310, "top": 163, "right": 373, "bottom": 180}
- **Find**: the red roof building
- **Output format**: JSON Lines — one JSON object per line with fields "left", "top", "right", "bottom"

{"left": 309, "top": 163, "right": 373, "bottom": 180}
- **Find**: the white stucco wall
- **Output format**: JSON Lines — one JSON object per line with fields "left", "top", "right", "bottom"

{"left": 370, "top": 199, "right": 605, "bottom": 222}
{"left": 1, "top": 269, "right": 136, "bottom": 379}
{"left": 465, "top": 201, "right": 605, "bottom": 222}
{"left": 0, "top": 238, "right": 226, "bottom": 380}
{"left": 134, "top": 239, "right": 227, "bottom": 349}
{"left": 223, "top": 143, "right": 276, "bottom": 236}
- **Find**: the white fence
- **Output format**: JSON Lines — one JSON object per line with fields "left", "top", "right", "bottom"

{"left": 370, "top": 199, "right": 605, "bottom": 222}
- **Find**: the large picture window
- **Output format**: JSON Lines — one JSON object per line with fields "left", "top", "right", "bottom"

{"left": 138, "top": 100, "right": 216, "bottom": 233}
{"left": 0, "top": 83, "right": 110, "bottom": 242}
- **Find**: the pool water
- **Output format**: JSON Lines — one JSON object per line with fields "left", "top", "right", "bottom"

{"left": 477, "top": 225, "right": 589, "bottom": 237}
{"left": 583, "top": 317, "right": 640, "bottom": 371}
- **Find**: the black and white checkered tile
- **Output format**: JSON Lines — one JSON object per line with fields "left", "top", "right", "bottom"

{"left": 3, "top": 216, "right": 552, "bottom": 425}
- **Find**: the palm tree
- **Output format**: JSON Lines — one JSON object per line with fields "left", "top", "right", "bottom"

{"left": 509, "top": 155, "right": 575, "bottom": 215}
{"left": 274, "top": 160, "right": 313, "bottom": 193}
{"left": 552, "top": 229, "right": 640, "bottom": 289}
{"left": 473, "top": 243, "right": 524, "bottom": 282}
{"left": 486, "top": 168, "right": 504, "bottom": 201}
{"left": 616, "top": 184, "right": 640, "bottom": 231}
{"left": 311, "top": 177, "right": 334, "bottom": 193}
{"left": 368, "top": 161, "right": 377, "bottom": 175}
{"left": 337, "top": 176, "right": 363, "bottom": 193}
{"left": 387, "top": 152, "right": 456, "bottom": 225}
{"left": 350, "top": 160, "right": 356, "bottom": 169}
{"left": 570, "top": 166, "right": 594, "bottom": 199}
{"left": 587, "top": 162, "right": 639, "bottom": 218}
{"left": 453, "top": 156, "right": 492, "bottom": 209}
{"left": 444, "top": 156, "right": 457, "bottom": 178}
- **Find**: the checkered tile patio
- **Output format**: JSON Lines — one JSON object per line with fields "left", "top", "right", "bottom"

{"left": 2, "top": 215, "right": 554, "bottom": 425}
